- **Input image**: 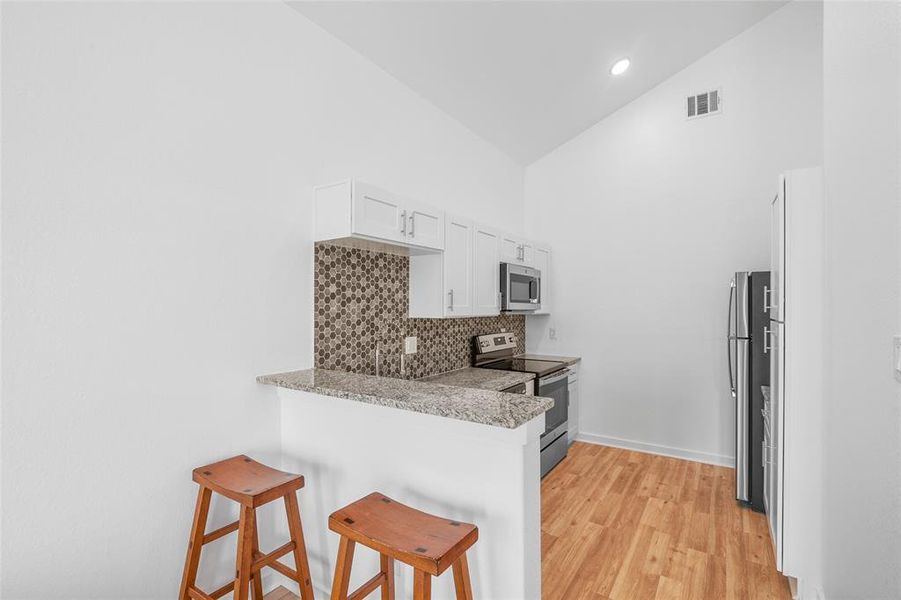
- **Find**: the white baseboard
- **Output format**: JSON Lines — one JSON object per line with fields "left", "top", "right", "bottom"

{"left": 575, "top": 432, "right": 735, "bottom": 467}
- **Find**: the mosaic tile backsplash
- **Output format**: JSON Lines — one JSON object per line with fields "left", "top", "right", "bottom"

{"left": 315, "top": 243, "right": 525, "bottom": 380}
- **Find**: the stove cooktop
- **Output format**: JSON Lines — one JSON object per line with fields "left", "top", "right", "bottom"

{"left": 479, "top": 358, "right": 566, "bottom": 378}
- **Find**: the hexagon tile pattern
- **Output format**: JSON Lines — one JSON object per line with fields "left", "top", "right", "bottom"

{"left": 314, "top": 243, "right": 526, "bottom": 380}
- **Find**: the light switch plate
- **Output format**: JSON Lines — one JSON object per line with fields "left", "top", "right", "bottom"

{"left": 894, "top": 336, "right": 901, "bottom": 382}
{"left": 549, "top": 327, "right": 557, "bottom": 340}
{"left": 404, "top": 336, "right": 418, "bottom": 355}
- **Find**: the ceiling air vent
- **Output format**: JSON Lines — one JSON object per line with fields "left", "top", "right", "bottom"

{"left": 687, "top": 89, "right": 722, "bottom": 120}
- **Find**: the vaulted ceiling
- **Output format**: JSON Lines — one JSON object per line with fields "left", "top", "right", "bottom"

{"left": 291, "top": 1, "right": 787, "bottom": 164}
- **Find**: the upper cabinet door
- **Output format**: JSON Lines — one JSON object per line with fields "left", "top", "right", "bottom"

{"left": 406, "top": 199, "right": 445, "bottom": 250}
{"left": 770, "top": 176, "right": 785, "bottom": 322}
{"left": 500, "top": 233, "right": 523, "bottom": 264}
{"left": 444, "top": 215, "right": 473, "bottom": 317}
{"left": 352, "top": 182, "right": 406, "bottom": 243}
{"left": 531, "top": 245, "right": 550, "bottom": 314}
{"left": 472, "top": 225, "right": 501, "bottom": 316}
{"left": 520, "top": 242, "right": 535, "bottom": 267}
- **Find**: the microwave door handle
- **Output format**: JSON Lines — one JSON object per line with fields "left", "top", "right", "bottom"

{"left": 529, "top": 279, "right": 539, "bottom": 303}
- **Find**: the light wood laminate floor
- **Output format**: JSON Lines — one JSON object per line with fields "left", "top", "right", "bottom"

{"left": 265, "top": 442, "right": 791, "bottom": 600}
{"left": 542, "top": 442, "right": 791, "bottom": 599}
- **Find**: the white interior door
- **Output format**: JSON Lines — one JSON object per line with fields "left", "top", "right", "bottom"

{"left": 771, "top": 177, "right": 786, "bottom": 322}
{"left": 768, "top": 319, "right": 785, "bottom": 570}
{"left": 444, "top": 216, "right": 473, "bottom": 316}
{"left": 473, "top": 225, "right": 500, "bottom": 315}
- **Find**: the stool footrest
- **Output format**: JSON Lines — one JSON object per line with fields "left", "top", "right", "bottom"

{"left": 209, "top": 580, "right": 238, "bottom": 599}
{"left": 187, "top": 586, "right": 215, "bottom": 600}
{"left": 202, "top": 520, "right": 240, "bottom": 545}
{"left": 348, "top": 571, "right": 388, "bottom": 600}
{"left": 251, "top": 541, "right": 296, "bottom": 573}
{"left": 266, "top": 558, "right": 299, "bottom": 581}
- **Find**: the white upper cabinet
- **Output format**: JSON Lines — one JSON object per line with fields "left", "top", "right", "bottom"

{"left": 409, "top": 214, "right": 473, "bottom": 318}
{"left": 520, "top": 241, "right": 534, "bottom": 266}
{"left": 352, "top": 181, "right": 406, "bottom": 244}
{"left": 314, "top": 179, "right": 445, "bottom": 251}
{"left": 443, "top": 215, "right": 474, "bottom": 317}
{"left": 472, "top": 225, "right": 501, "bottom": 316}
{"left": 406, "top": 199, "right": 445, "bottom": 250}
{"left": 500, "top": 234, "right": 522, "bottom": 263}
{"left": 531, "top": 245, "right": 551, "bottom": 315}
{"left": 500, "top": 233, "right": 533, "bottom": 265}
{"left": 315, "top": 180, "right": 552, "bottom": 318}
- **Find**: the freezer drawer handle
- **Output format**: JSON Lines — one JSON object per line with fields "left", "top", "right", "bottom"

{"left": 763, "top": 327, "right": 773, "bottom": 354}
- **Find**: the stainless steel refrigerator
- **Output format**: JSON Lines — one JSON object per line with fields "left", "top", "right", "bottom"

{"left": 728, "top": 271, "right": 770, "bottom": 511}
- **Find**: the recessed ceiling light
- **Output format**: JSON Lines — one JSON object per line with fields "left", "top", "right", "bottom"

{"left": 610, "top": 58, "right": 631, "bottom": 76}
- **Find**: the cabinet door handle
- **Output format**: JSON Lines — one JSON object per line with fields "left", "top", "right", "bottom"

{"left": 409, "top": 213, "right": 415, "bottom": 238}
{"left": 447, "top": 289, "right": 454, "bottom": 310}
{"left": 401, "top": 210, "right": 407, "bottom": 235}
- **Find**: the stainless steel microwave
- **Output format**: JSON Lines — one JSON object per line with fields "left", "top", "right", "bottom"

{"left": 500, "top": 263, "right": 541, "bottom": 312}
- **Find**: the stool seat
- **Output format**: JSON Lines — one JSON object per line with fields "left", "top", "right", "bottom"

{"left": 193, "top": 455, "right": 303, "bottom": 508}
{"left": 329, "top": 492, "right": 478, "bottom": 576}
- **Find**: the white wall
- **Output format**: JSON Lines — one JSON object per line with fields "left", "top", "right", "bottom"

{"left": 524, "top": 1, "right": 823, "bottom": 464}
{"left": 0, "top": 3, "right": 522, "bottom": 598}
{"left": 821, "top": 2, "right": 901, "bottom": 598}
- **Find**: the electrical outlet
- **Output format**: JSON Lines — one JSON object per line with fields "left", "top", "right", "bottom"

{"left": 549, "top": 327, "right": 557, "bottom": 340}
{"left": 405, "top": 336, "right": 418, "bottom": 355}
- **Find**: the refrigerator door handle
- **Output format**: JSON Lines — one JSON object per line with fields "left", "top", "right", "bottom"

{"left": 735, "top": 339, "right": 750, "bottom": 502}
{"left": 727, "top": 280, "right": 736, "bottom": 397}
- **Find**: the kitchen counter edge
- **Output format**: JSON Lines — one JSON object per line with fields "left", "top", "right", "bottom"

{"left": 257, "top": 368, "right": 553, "bottom": 430}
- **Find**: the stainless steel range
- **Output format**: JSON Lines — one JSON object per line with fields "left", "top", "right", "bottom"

{"left": 473, "top": 332, "right": 569, "bottom": 477}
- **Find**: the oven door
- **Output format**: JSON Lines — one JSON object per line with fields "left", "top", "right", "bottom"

{"left": 538, "top": 369, "right": 569, "bottom": 449}
{"left": 501, "top": 263, "right": 541, "bottom": 312}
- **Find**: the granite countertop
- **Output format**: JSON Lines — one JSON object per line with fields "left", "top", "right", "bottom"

{"left": 257, "top": 368, "right": 553, "bottom": 429}
{"left": 516, "top": 353, "right": 581, "bottom": 367}
{"left": 418, "top": 367, "right": 535, "bottom": 392}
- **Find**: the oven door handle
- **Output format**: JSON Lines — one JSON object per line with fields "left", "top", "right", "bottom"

{"left": 539, "top": 369, "right": 571, "bottom": 386}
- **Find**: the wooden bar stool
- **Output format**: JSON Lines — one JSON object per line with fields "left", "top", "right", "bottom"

{"left": 178, "top": 455, "right": 316, "bottom": 600}
{"left": 328, "top": 492, "right": 478, "bottom": 600}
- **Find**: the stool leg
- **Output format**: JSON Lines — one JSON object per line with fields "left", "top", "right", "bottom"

{"left": 284, "top": 492, "right": 316, "bottom": 600}
{"left": 413, "top": 569, "right": 431, "bottom": 600}
{"left": 452, "top": 554, "right": 473, "bottom": 600}
{"left": 330, "top": 536, "right": 356, "bottom": 600}
{"left": 379, "top": 554, "right": 395, "bottom": 600}
{"left": 234, "top": 505, "right": 256, "bottom": 600}
{"left": 251, "top": 518, "right": 264, "bottom": 600}
{"left": 178, "top": 486, "right": 212, "bottom": 600}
